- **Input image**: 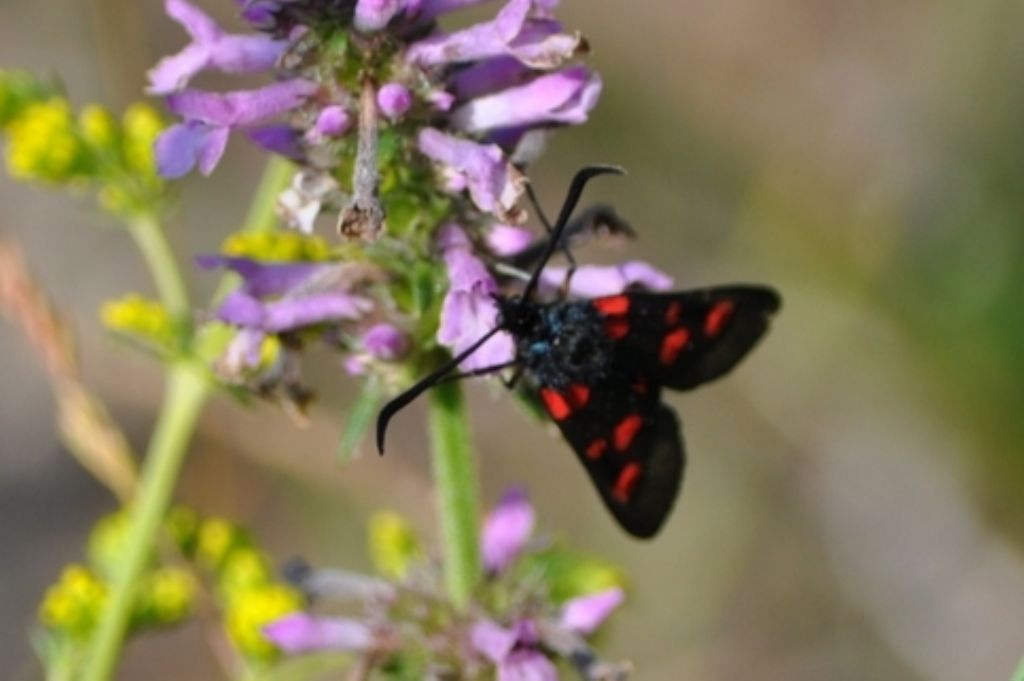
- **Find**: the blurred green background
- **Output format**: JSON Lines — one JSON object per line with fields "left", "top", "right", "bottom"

{"left": 2, "top": 0, "right": 1024, "bottom": 678}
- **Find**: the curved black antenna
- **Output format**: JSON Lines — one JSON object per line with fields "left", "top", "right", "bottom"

{"left": 520, "top": 164, "right": 625, "bottom": 301}
{"left": 377, "top": 326, "right": 504, "bottom": 455}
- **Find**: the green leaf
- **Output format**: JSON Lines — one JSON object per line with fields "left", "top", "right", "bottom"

{"left": 337, "top": 379, "right": 382, "bottom": 464}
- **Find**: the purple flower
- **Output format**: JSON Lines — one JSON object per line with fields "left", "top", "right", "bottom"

{"left": 308, "top": 105, "right": 352, "bottom": 141}
{"left": 147, "top": 0, "right": 288, "bottom": 95}
{"left": 362, "top": 323, "right": 409, "bottom": 361}
{"left": 436, "top": 225, "right": 515, "bottom": 370}
{"left": 419, "top": 129, "right": 525, "bottom": 221}
{"left": 198, "top": 256, "right": 375, "bottom": 333}
{"left": 156, "top": 80, "right": 316, "bottom": 177}
{"left": 486, "top": 224, "right": 536, "bottom": 256}
{"left": 263, "top": 613, "right": 375, "bottom": 653}
{"left": 559, "top": 588, "right": 624, "bottom": 635}
{"left": 481, "top": 487, "right": 535, "bottom": 573}
{"left": 540, "top": 261, "right": 674, "bottom": 298}
{"left": 407, "top": 0, "right": 582, "bottom": 70}
{"left": 451, "top": 66, "right": 601, "bottom": 134}
{"left": 471, "top": 618, "right": 558, "bottom": 681}
{"left": 377, "top": 83, "right": 413, "bottom": 120}
{"left": 354, "top": 0, "right": 407, "bottom": 33}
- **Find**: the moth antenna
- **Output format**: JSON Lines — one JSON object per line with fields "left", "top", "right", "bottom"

{"left": 521, "top": 164, "right": 624, "bottom": 301}
{"left": 376, "top": 326, "right": 503, "bottom": 455}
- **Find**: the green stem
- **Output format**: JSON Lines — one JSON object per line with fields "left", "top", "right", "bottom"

{"left": 81, "top": 362, "right": 208, "bottom": 681}
{"left": 129, "top": 214, "right": 189, "bottom": 319}
{"left": 1012, "top": 657, "right": 1024, "bottom": 681}
{"left": 243, "top": 156, "right": 294, "bottom": 234}
{"left": 427, "top": 382, "right": 481, "bottom": 608}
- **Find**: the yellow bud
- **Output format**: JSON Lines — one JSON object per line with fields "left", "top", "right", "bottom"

{"left": 4, "top": 98, "right": 85, "bottom": 182}
{"left": 224, "top": 583, "right": 303, "bottom": 660}
{"left": 196, "top": 517, "right": 238, "bottom": 569}
{"left": 88, "top": 509, "right": 132, "bottom": 578}
{"left": 99, "top": 294, "right": 174, "bottom": 349}
{"left": 38, "top": 564, "right": 108, "bottom": 638}
{"left": 221, "top": 231, "right": 332, "bottom": 262}
{"left": 258, "top": 335, "right": 281, "bottom": 369}
{"left": 368, "top": 511, "right": 421, "bottom": 580}
{"left": 218, "top": 547, "right": 272, "bottom": 603}
{"left": 166, "top": 505, "right": 201, "bottom": 554}
{"left": 122, "top": 103, "right": 164, "bottom": 173}
{"left": 79, "top": 105, "right": 118, "bottom": 150}
{"left": 141, "top": 567, "right": 195, "bottom": 623}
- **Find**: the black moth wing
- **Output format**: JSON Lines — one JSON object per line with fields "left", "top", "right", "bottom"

{"left": 536, "top": 371, "right": 685, "bottom": 538}
{"left": 592, "top": 285, "right": 781, "bottom": 391}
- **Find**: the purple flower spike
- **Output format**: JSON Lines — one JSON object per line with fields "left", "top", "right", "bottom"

{"left": 264, "top": 613, "right": 375, "bottom": 653}
{"left": 354, "top": 0, "right": 406, "bottom": 33}
{"left": 437, "top": 225, "right": 515, "bottom": 370}
{"left": 418, "top": 128, "right": 525, "bottom": 222}
{"left": 486, "top": 224, "right": 535, "bottom": 256}
{"left": 362, "top": 323, "right": 409, "bottom": 360}
{"left": 481, "top": 487, "right": 535, "bottom": 573}
{"left": 452, "top": 66, "right": 601, "bottom": 134}
{"left": 540, "top": 261, "right": 674, "bottom": 298}
{"left": 377, "top": 83, "right": 413, "bottom": 120}
{"left": 147, "top": 0, "right": 289, "bottom": 95}
{"left": 559, "top": 587, "right": 624, "bottom": 635}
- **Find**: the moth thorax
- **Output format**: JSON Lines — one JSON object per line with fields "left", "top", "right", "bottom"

{"left": 526, "top": 302, "right": 612, "bottom": 385}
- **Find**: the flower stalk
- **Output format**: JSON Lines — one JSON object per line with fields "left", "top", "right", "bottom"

{"left": 82, "top": 361, "right": 208, "bottom": 681}
{"left": 128, "top": 214, "right": 189, "bottom": 321}
{"left": 427, "top": 381, "right": 481, "bottom": 608}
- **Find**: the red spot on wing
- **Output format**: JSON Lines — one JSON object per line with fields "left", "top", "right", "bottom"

{"left": 659, "top": 328, "right": 691, "bottom": 365}
{"left": 604, "top": 318, "right": 630, "bottom": 340}
{"left": 704, "top": 300, "right": 735, "bottom": 337}
{"left": 613, "top": 462, "right": 642, "bottom": 503}
{"left": 586, "top": 438, "right": 608, "bottom": 460}
{"left": 613, "top": 414, "right": 644, "bottom": 451}
{"left": 567, "top": 383, "right": 591, "bottom": 408}
{"left": 540, "top": 388, "right": 571, "bottom": 421}
{"left": 664, "top": 301, "right": 682, "bottom": 326}
{"left": 594, "top": 295, "right": 630, "bottom": 316}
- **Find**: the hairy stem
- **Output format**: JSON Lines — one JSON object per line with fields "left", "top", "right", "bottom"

{"left": 427, "top": 382, "right": 481, "bottom": 608}
{"left": 82, "top": 362, "right": 208, "bottom": 681}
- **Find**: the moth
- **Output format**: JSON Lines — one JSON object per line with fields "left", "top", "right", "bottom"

{"left": 377, "top": 166, "right": 781, "bottom": 538}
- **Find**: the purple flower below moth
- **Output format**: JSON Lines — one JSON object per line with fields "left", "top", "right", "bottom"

{"left": 559, "top": 587, "right": 624, "bottom": 635}
{"left": 499, "top": 649, "right": 559, "bottom": 681}
{"left": 471, "top": 617, "right": 558, "bottom": 681}
{"left": 418, "top": 128, "right": 525, "bottom": 222}
{"left": 147, "top": 0, "right": 289, "bottom": 95}
{"left": 540, "top": 261, "right": 675, "bottom": 298}
{"left": 354, "top": 0, "right": 407, "bottom": 33}
{"left": 451, "top": 66, "right": 602, "bottom": 134}
{"left": 481, "top": 487, "right": 535, "bottom": 573}
{"left": 263, "top": 613, "right": 375, "bottom": 653}
{"left": 377, "top": 83, "right": 413, "bottom": 120}
{"left": 436, "top": 226, "right": 515, "bottom": 370}
{"left": 154, "top": 121, "right": 229, "bottom": 178}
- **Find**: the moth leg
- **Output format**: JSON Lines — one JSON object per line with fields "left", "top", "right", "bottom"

{"left": 434, "top": 360, "right": 520, "bottom": 385}
{"left": 503, "top": 364, "right": 526, "bottom": 390}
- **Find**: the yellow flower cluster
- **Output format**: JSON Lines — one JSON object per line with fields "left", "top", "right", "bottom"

{"left": 193, "top": 515, "right": 304, "bottom": 662}
{"left": 5, "top": 98, "right": 85, "bottom": 182}
{"left": 0, "top": 70, "right": 167, "bottom": 216}
{"left": 100, "top": 294, "right": 176, "bottom": 352}
{"left": 222, "top": 230, "right": 332, "bottom": 262}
